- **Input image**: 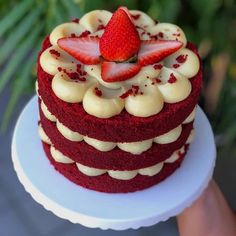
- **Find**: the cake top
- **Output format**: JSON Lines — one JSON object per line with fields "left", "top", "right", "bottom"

{"left": 39, "top": 7, "right": 200, "bottom": 118}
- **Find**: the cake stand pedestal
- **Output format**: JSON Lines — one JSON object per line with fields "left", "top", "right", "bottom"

{"left": 11, "top": 96, "right": 216, "bottom": 230}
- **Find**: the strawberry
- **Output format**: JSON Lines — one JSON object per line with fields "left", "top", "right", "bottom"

{"left": 57, "top": 37, "right": 100, "bottom": 65}
{"left": 101, "top": 61, "right": 141, "bottom": 82}
{"left": 138, "top": 40, "right": 183, "bottom": 66}
{"left": 100, "top": 7, "right": 141, "bottom": 62}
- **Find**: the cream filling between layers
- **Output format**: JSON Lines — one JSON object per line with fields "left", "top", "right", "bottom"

{"left": 39, "top": 10, "right": 200, "bottom": 118}
{"left": 40, "top": 100, "right": 196, "bottom": 154}
{"left": 44, "top": 138, "right": 187, "bottom": 180}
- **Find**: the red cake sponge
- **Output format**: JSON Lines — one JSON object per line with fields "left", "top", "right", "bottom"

{"left": 43, "top": 142, "right": 188, "bottom": 193}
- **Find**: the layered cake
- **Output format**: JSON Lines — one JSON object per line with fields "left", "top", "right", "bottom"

{"left": 36, "top": 7, "right": 202, "bottom": 193}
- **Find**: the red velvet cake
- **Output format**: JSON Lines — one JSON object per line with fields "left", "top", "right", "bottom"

{"left": 37, "top": 7, "right": 202, "bottom": 193}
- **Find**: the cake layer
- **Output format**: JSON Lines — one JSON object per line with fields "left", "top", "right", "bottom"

{"left": 39, "top": 98, "right": 195, "bottom": 154}
{"left": 37, "top": 37, "right": 202, "bottom": 142}
{"left": 40, "top": 108, "right": 193, "bottom": 170}
{"left": 43, "top": 142, "right": 187, "bottom": 193}
{"left": 47, "top": 143, "right": 186, "bottom": 180}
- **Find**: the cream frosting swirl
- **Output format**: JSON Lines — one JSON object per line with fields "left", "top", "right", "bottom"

{"left": 39, "top": 10, "right": 200, "bottom": 118}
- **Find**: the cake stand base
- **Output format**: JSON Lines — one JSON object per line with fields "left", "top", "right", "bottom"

{"left": 11, "top": 96, "right": 216, "bottom": 230}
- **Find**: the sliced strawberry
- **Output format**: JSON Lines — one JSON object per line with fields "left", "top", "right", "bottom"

{"left": 100, "top": 7, "right": 141, "bottom": 62}
{"left": 101, "top": 61, "right": 141, "bottom": 82}
{"left": 138, "top": 40, "right": 183, "bottom": 66}
{"left": 58, "top": 37, "right": 100, "bottom": 65}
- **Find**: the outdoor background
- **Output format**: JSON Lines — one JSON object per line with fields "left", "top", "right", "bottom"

{"left": 0, "top": 0, "right": 235, "bottom": 235}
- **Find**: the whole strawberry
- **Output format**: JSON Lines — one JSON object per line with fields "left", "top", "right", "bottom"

{"left": 99, "top": 7, "right": 141, "bottom": 62}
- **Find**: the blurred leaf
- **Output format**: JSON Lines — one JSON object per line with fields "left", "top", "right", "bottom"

{"left": 61, "top": 0, "right": 83, "bottom": 18}
{"left": 0, "top": 0, "right": 34, "bottom": 37}
{"left": 0, "top": 5, "right": 43, "bottom": 64}
{"left": 0, "top": 24, "right": 43, "bottom": 94}
{"left": 1, "top": 52, "right": 37, "bottom": 131}
{"left": 111, "top": 0, "right": 138, "bottom": 10}
{"left": 188, "top": 0, "right": 221, "bottom": 17}
{"left": 81, "top": 0, "right": 106, "bottom": 11}
{"left": 148, "top": 0, "right": 180, "bottom": 22}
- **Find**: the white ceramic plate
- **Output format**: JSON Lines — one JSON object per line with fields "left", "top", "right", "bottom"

{"left": 12, "top": 96, "right": 216, "bottom": 230}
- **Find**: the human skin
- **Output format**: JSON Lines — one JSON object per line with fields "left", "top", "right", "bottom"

{"left": 177, "top": 180, "right": 236, "bottom": 236}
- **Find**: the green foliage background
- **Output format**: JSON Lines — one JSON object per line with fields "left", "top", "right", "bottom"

{"left": 0, "top": 0, "right": 236, "bottom": 157}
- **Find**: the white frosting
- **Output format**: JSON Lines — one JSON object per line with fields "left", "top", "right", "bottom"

{"left": 38, "top": 124, "right": 51, "bottom": 144}
{"left": 50, "top": 146, "right": 74, "bottom": 163}
{"left": 79, "top": 10, "right": 112, "bottom": 33}
{"left": 40, "top": 45, "right": 76, "bottom": 75}
{"left": 149, "top": 23, "right": 187, "bottom": 47}
{"left": 186, "top": 129, "right": 195, "bottom": 144}
{"left": 50, "top": 22, "right": 86, "bottom": 45}
{"left": 35, "top": 81, "right": 40, "bottom": 98}
{"left": 83, "top": 136, "right": 116, "bottom": 152}
{"left": 139, "top": 162, "right": 164, "bottom": 176}
{"left": 108, "top": 170, "right": 137, "bottom": 180}
{"left": 154, "top": 125, "right": 182, "bottom": 144}
{"left": 126, "top": 64, "right": 162, "bottom": 85}
{"left": 117, "top": 139, "right": 153, "bottom": 155}
{"left": 40, "top": 99, "right": 196, "bottom": 154}
{"left": 164, "top": 151, "right": 180, "bottom": 163}
{"left": 183, "top": 106, "right": 196, "bottom": 124}
{"left": 45, "top": 144, "right": 186, "bottom": 180}
{"left": 157, "top": 67, "right": 191, "bottom": 103}
{"left": 76, "top": 163, "right": 106, "bottom": 176}
{"left": 125, "top": 83, "right": 164, "bottom": 117}
{"left": 41, "top": 101, "right": 56, "bottom": 122}
{"left": 39, "top": 10, "right": 200, "bottom": 118}
{"left": 83, "top": 85, "right": 125, "bottom": 118}
{"left": 129, "top": 10, "right": 155, "bottom": 29}
{"left": 164, "top": 48, "right": 200, "bottom": 78}
{"left": 56, "top": 120, "right": 83, "bottom": 142}
{"left": 52, "top": 72, "right": 92, "bottom": 103}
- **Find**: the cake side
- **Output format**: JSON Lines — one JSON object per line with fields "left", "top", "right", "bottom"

{"left": 36, "top": 7, "right": 202, "bottom": 193}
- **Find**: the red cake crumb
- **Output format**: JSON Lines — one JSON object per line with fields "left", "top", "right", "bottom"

{"left": 173, "top": 64, "right": 180, "bottom": 68}
{"left": 152, "top": 78, "right": 162, "bottom": 85}
{"left": 150, "top": 35, "right": 158, "bottom": 40}
{"left": 158, "top": 32, "right": 164, "bottom": 38}
{"left": 72, "top": 18, "right": 80, "bottom": 23}
{"left": 173, "top": 33, "right": 181, "bottom": 37}
{"left": 94, "top": 87, "right": 102, "bottom": 97}
{"left": 154, "top": 64, "right": 163, "bottom": 70}
{"left": 97, "top": 24, "right": 106, "bottom": 30}
{"left": 80, "top": 30, "right": 91, "bottom": 37}
{"left": 120, "top": 89, "right": 133, "bottom": 99}
{"left": 168, "top": 73, "right": 177, "bottom": 83}
{"left": 120, "top": 85, "right": 140, "bottom": 99}
{"left": 49, "top": 49, "right": 60, "bottom": 57}
{"left": 43, "top": 142, "right": 188, "bottom": 193}
{"left": 132, "top": 85, "right": 139, "bottom": 94}
{"left": 176, "top": 54, "right": 188, "bottom": 63}
{"left": 131, "top": 14, "right": 141, "bottom": 20}
{"left": 76, "top": 64, "right": 82, "bottom": 74}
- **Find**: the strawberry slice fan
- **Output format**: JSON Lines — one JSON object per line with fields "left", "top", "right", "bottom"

{"left": 58, "top": 7, "right": 183, "bottom": 83}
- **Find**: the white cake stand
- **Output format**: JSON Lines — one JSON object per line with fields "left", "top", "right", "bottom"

{"left": 12, "top": 96, "right": 216, "bottom": 230}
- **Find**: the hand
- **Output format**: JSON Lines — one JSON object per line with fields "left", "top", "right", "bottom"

{"left": 177, "top": 180, "right": 236, "bottom": 236}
